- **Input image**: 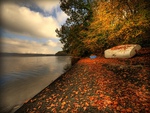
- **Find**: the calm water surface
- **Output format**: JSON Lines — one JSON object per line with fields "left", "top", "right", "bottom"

{"left": 0, "top": 56, "right": 71, "bottom": 113}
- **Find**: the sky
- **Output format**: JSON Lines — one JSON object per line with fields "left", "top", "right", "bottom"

{"left": 0, "top": 0, "right": 68, "bottom": 54}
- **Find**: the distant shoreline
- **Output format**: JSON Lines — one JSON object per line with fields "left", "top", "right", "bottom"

{"left": 0, "top": 53, "right": 69, "bottom": 57}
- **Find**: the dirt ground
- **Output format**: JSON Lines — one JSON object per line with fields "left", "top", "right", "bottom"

{"left": 16, "top": 47, "right": 150, "bottom": 113}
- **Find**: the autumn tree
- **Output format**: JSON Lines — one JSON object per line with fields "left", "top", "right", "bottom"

{"left": 82, "top": 0, "right": 150, "bottom": 54}
{"left": 108, "top": 0, "right": 150, "bottom": 46}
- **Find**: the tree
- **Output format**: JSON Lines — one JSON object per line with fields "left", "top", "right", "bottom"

{"left": 82, "top": 0, "right": 150, "bottom": 54}
{"left": 56, "top": 0, "right": 94, "bottom": 57}
{"left": 108, "top": 0, "right": 150, "bottom": 46}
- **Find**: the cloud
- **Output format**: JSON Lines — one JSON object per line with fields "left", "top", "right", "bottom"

{"left": 45, "top": 40, "right": 57, "bottom": 47}
{"left": 1, "top": 37, "right": 61, "bottom": 54}
{"left": 0, "top": 2, "right": 60, "bottom": 39}
{"left": 56, "top": 10, "right": 69, "bottom": 25}
{"left": 0, "top": 1, "right": 68, "bottom": 54}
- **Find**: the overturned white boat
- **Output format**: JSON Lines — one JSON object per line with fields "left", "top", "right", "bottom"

{"left": 104, "top": 44, "right": 141, "bottom": 58}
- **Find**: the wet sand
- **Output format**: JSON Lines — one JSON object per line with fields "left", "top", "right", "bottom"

{"left": 16, "top": 47, "right": 150, "bottom": 113}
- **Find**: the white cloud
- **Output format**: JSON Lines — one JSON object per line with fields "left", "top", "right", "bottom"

{"left": 56, "top": 10, "right": 69, "bottom": 25}
{"left": 34, "top": 0, "right": 68, "bottom": 25}
{"left": 46, "top": 40, "right": 57, "bottom": 47}
{"left": 0, "top": 2, "right": 60, "bottom": 39}
{"left": 1, "top": 37, "right": 61, "bottom": 54}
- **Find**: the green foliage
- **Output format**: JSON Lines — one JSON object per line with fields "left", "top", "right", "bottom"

{"left": 56, "top": 0, "right": 150, "bottom": 57}
{"left": 56, "top": 0, "right": 93, "bottom": 57}
{"left": 55, "top": 51, "right": 68, "bottom": 56}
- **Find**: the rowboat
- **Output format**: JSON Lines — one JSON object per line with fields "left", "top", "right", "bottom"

{"left": 90, "top": 55, "right": 97, "bottom": 59}
{"left": 104, "top": 44, "right": 141, "bottom": 58}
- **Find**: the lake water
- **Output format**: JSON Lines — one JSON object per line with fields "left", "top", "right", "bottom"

{"left": 0, "top": 56, "right": 71, "bottom": 113}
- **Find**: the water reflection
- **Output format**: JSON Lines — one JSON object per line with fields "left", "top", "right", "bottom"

{"left": 0, "top": 56, "right": 71, "bottom": 113}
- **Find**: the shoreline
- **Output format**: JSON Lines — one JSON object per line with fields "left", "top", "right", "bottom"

{"left": 16, "top": 47, "right": 150, "bottom": 113}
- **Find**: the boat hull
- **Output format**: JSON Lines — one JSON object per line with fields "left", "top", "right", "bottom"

{"left": 104, "top": 44, "right": 141, "bottom": 58}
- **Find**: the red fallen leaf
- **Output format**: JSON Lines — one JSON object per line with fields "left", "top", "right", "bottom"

{"left": 61, "top": 105, "right": 64, "bottom": 109}
{"left": 73, "top": 103, "right": 80, "bottom": 107}
{"left": 136, "top": 91, "right": 143, "bottom": 96}
{"left": 85, "top": 102, "right": 89, "bottom": 106}
{"left": 47, "top": 106, "right": 51, "bottom": 109}
{"left": 95, "top": 100, "right": 103, "bottom": 105}
{"left": 83, "top": 107, "right": 87, "bottom": 111}
{"left": 105, "top": 100, "right": 112, "bottom": 105}
{"left": 89, "top": 96, "right": 94, "bottom": 101}
{"left": 59, "top": 98, "right": 62, "bottom": 102}
{"left": 98, "top": 106, "right": 103, "bottom": 110}
{"left": 96, "top": 90, "right": 101, "bottom": 94}
{"left": 75, "top": 91, "right": 78, "bottom": 95}
{"left": 52, "top": 108, "right": 57, "bottom": 113}
{"left": 45, "top": 88, "right": 50, "bottom": 91}
{"left": 50, "top": 104, "right": 55, "bottom": 107}
{"left": 91, "top": 102, "right": 97, "bottom": 107}
{"left": 145, "top": 107, "right": 149, "bottom": 111}
{"left": 116, "top": 106, "right": 121, "bottom": 111}
{"left": 33, "top": 108, "right": 36, "bottom": 110}
{"left": 73, "top": 97, "right": 78, "bottom": 101}
{"left": 46, "top": 99, "right": 49, "bottom": 102}
{"left": 121, "top": 108, "right": 126, "bottom": 113}
{"left": 113, "top": 101, "right": 118, "bottom": 105}
{"left": 112, "top": 104, "right": 117, "bottom": 108}
{"left": 30, "top": 99, "right": 36, "bottom": 102}
{"left": 100, "top": 94, "right": 104, "bottom": 98}
{"left": 38, "top": 106, "right": 41, "bottom": 109}
{"left": 62, "top": 102, "right": 66, "bottom": 106}
{"left": 65, "top": 96, "right": 68, "bottom": 99}
{"left": 49, "top": 97, "right": 52, "bottom": 101}
{"left": 42, "top": 95, "right": 46, "bottom": 98}
{"left": 126, "top": 108, "right": 132, "bottom": 112}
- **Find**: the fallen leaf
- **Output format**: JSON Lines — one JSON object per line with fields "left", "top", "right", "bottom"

{"left": 126, "top": 108, "right": 132, "bottom": 112}
{"left": 62, "top": 102, "right": 66, "bottom": 106}
{"left": 83, "top": 107, "right": 86, "bottom": 111}
{"left": 100, "top": 94, "right": 104, "bottom": 98}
